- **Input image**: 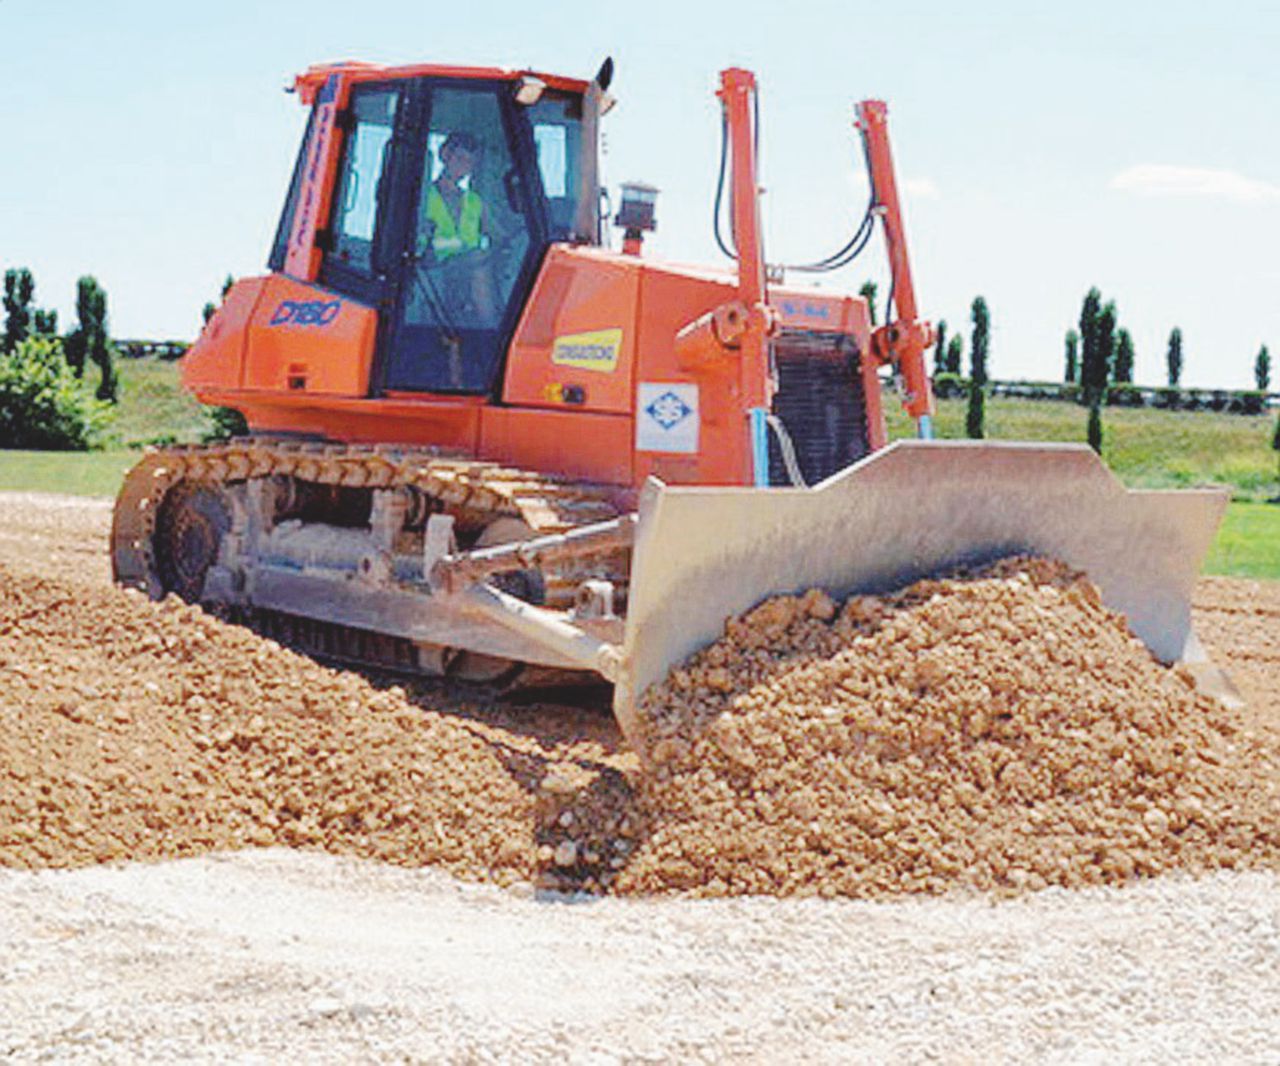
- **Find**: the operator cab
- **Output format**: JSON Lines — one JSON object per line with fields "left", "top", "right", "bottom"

{"left": 269, "top": 64, "right": 600, "bottom": 396}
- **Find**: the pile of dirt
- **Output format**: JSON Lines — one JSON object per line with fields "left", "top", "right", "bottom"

{"left": 599, "top": 557, "right": 1280, "bottom": 897}
{"left": 3, "top": 556, "right": 1278, "bottom": 899}
{"left": 0, "top": 564, "right": 549, "bottom": 882}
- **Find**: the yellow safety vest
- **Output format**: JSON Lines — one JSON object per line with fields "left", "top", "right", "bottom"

{"left": 425, "top": 184, "right": 483, "bottom": 260}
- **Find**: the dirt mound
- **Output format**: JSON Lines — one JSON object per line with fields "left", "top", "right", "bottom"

{"left": 0, "top": 564, "right": 548, "bottom": 881}
{"left": 601, "top": 558, "right": 1280, "bottom": 897}
{"left": 2, "top": 556, "right": 1278, "bottom": 898}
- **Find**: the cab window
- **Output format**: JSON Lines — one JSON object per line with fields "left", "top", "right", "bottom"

{"left": 528, "top": 93, "right": 583, "bottom": 241}
{"left": 328, "top": 88, "right": 399, "bottom": 275}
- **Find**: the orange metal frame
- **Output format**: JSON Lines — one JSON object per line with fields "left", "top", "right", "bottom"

{"left": 293, "top": 61, "right": 589, "bottom": 104}
{"left": 855, "top": 100, "right": 935, "bottom": 425}
{"left": 186, "top": 64, "right": 932, "bottom": 491}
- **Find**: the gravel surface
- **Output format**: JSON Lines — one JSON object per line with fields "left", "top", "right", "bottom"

{"left": 0, "top": 492, "right": 112, "bottom": 587}
{"left": 1, "top": 850, "right": 1278, "bottom": 1063}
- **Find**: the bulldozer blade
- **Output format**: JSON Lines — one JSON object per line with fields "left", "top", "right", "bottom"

{"left": 613, "top": 440, "right": 1230, "bottom": 746}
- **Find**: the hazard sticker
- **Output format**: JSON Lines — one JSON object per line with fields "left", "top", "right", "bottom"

{"left": 637, "top": 382, "right": 699, "bottom": 454}
{"left": 551, "top": 328, "right": 622, "bottom": 373}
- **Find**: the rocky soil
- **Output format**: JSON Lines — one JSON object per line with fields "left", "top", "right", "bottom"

{"left": 1, "top": 493, "right": 1278, "bottom": 903}
{"left": 1, "top": 490, "right": 1278, "bottom": 1060}
{"left": 615, "top": 558, "right": 1280, "bottom": 897}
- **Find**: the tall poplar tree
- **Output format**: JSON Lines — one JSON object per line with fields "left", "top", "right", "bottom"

{"left": 966, "top": 296, "right": 989, "bottom": 439}
{"left": 65, "top": 276, "right": 117, "bottom": 402}
{"left": 1167, "top": 328, "right": 1183, "bottom": 387}
{"left": 932, "top": 319, "right": 947, "bottom": 376}
{"left": 945, "top": 335, "right": 962, "bottom": 375}
{"left": 859, "top": 281, "right": 879, "bottom": 326}
{"left": 1114, "top": 329, "right": 1135, "bottom": 384}
{"left": 2, "top": 268, "right": 35, "bottom": 353}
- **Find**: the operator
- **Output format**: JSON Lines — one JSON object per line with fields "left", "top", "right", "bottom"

{"left": 423, "top": 131, "right": 486, "bottom": 260}
{"left": 419, "top": 131, "right": 500, "bottom": 326}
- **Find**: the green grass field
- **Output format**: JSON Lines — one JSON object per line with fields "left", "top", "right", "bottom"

{"left": 885, "top": 396, "right": 1278, "bottom": 501}
{"left": 1202, "top": 502, "right": 1280, "bottom": 579}
{"left": 106, "top": 354, "right": 210, "bottom": 447}
{"left": 1, "top": 357, "right": 1277, "bottom": 578}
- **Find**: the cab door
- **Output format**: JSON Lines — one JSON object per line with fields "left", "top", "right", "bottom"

{"left": 317, "top": 83, "right": 404, "bottom": 311}
{"left": 379, "top": 81, "right": 544, "bottom": 394}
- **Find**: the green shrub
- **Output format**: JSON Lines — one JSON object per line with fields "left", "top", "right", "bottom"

{"left": 0, "top": 337, "right": 111, "bottom": 450}
{"left": 1107, "top": 384, "right": 1144, "bottom": 408}
{"left": 1154, "top": 387, "right": 1182, "bottom": 410}
{"left": 1232, "top": 391, "right": 1266, "bottom": 416}
{"left": 932, "top": 372, "right": 965, "bottom": 399}
{"left": 1272, "top": 414, "right": 1280, "bottom": 489}
{"left": 203, "top": 405, "right": 248, "bottom": 442}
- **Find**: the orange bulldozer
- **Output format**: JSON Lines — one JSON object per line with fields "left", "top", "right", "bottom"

{"left": 113, "top": 58, "right": 1228, "bottom": 745}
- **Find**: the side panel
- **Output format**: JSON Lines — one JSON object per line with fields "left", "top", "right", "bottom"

{"left": 502, "top": 246, "right": 642, "bottom": 414}
{"left": 631, "top": 266, "right": 746, "bottom": 486}
{"left": 182, "top": 277, "right": 266, "bottom": 392}
{"left": 480, "top": 406, "right": 632, "bottom": 485}
{"left": 242, "top": 275, "right": 378, "bottom": 396}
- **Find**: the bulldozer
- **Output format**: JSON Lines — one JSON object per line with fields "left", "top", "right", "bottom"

{"left": 112, "top": 59, "right": 1230, "bottom": 748}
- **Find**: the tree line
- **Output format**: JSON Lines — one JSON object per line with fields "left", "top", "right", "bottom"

{"left": 2, "top": 266, "right": 118, "bottom": 402}
{"left": 1063, "top": 296, "right": 1271, "bottom": 394}
{"left": 884, "top": 284, "right": 1279, "bottom": 472}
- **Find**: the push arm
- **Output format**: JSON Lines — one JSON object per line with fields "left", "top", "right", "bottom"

{"left": 855, "top": 100, "right": 935, "bottom": 434}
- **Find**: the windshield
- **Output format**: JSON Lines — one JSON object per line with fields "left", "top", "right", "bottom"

{"left": 527, "top": 92, "right": 585, "bottom": 241}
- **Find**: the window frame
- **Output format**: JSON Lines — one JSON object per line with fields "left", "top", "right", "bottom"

{"left": 525, "top": 90, "right": 588, "bottom": 243}
{"left": 267, "top": 104, "right": 319, "bottom": 273}
{"left": 318, "top": 80, "right": 406, "bottom": 306}
{"left": 370, "top": 76, "right": 556, "bottom": 398}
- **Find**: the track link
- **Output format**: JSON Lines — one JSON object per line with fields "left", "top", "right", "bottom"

{"left": 111, "top": 438, "right": 626, "bottom": 680}
{"left": 112, "top": 437, "right": 625, "bottom": 599}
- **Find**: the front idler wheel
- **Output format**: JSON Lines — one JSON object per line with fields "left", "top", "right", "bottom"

{"left": 153, "top": 481, "right": 232, "bottom": 603}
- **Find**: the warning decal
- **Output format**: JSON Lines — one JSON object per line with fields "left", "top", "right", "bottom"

{"left": 636, "top": 382, "right": 699, "bottom": 454}
{"left": 551, "top": 328, "right": 623, "bottom": 373}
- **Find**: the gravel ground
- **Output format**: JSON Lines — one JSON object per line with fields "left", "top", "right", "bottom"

{"left": 1, "top": 850, "right": 1278, "bottom": 1062}
{"left": 0, "top": 492, "right": 112, "bottom": 588}
{"left": 2, "top": 491, "right": 1278, "bottom": 1060}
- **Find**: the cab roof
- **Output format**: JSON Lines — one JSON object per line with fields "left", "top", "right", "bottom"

{"left": 293, "top": 61, "right": 590, "bottom": 105}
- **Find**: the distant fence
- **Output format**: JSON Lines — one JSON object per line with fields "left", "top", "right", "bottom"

{"left": 115, "top": 338, "right": 190, "bottom": 361}
{"left": 931, "top": 374, "right": 1280, "bottom": 416}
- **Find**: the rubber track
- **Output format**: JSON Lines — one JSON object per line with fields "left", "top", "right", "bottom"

{"left": 112, "top": 438, "right": 623, "bottom": 599}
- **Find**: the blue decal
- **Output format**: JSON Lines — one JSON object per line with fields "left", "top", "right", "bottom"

{"left": 780, "top": 300, "right": 831, "bottom": 320}
{"left": 645, "top": 390, "right": 693, "bottom": 430}
{"left": 270, "top": 299, "right": 342, "bottom": 327}
{"left": 317, "top": 72, "right": 340, "bottom": 105}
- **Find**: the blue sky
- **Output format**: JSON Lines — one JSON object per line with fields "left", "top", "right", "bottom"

{"left": 2, "top": 0, "right": 1278, "bottom": 387}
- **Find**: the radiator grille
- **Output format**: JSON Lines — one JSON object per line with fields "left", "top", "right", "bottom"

{"left": 766, "top": 331, "right": 870, "bottom": 487}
